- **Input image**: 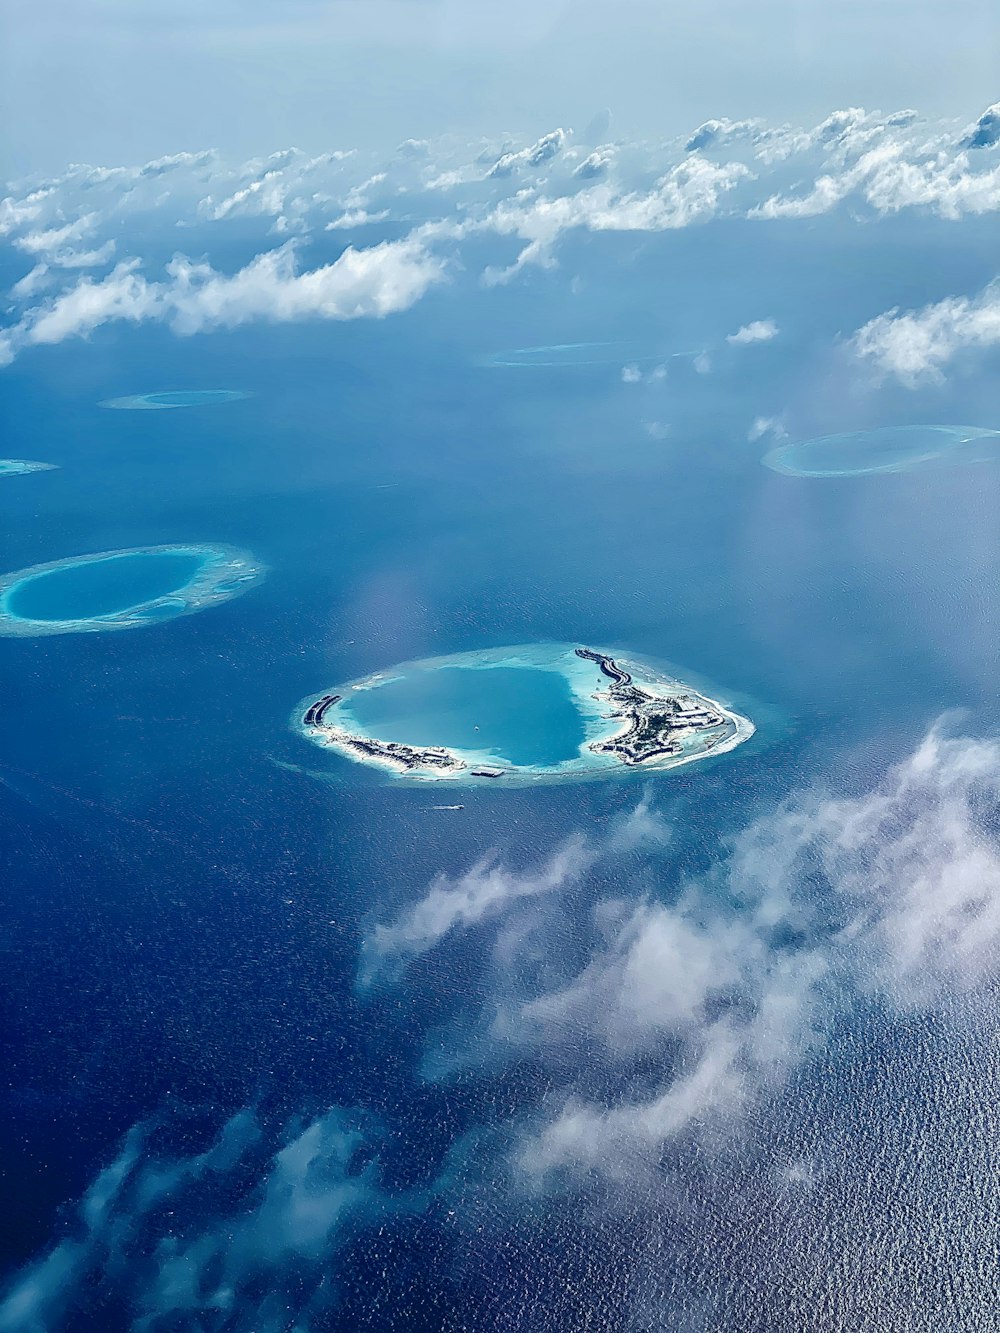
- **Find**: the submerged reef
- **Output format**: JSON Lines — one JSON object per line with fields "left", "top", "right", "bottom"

{"left": 0, "top": 459, "right": 57, "bottom": 476}
{"left": 0, "top": 544, "right": 266, "bottom": 636}
{"left": 763, "top": 424, "right": 1000, "bottom": 478}
{"left": 295, "top": 643, "right": 754, "bottom": 785}
{"left": 101, "top": 390, "right": 248, "bottom": 411}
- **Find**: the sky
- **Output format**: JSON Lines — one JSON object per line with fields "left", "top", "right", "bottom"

{"left": 4, "top": 0, "right": 1000, "bottom": 175}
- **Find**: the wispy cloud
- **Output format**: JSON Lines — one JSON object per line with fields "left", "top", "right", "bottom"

{"left": 359, "top": 726, "right": 1000, "bottom": 1190}
{"left": 0, "top": 1106, "right": 415, "bottom": 1333}
{"left": 360, "top": 835, "right": 594, "bottom": 987}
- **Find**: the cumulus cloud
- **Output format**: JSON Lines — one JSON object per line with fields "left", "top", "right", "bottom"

{"left": 2, "top": 237, "right": 445, "bottom": 363}
{"left": 487, "top": 129, "right": 567, "bottom": 178}
{"left": 166, "top": 238, "right": 443, "bottom": 332}
{"left": 573, "top": 147, "right": 614, "bottom": 179}
{"left": 7, "top": 105, "right": 1000, "bottom": 368}
{"left": 464, "top": 156, "right": 751, "bottom": 281}
{"left": 753, "top": 140, "right": 1000, "bottom": 221}
{"left": 26, "top": 260, "right": 160, "bottom": 346}
{"left": 850, "top": 278, "right": 1000, "bottom": 383}
{"left": 961, "top": 101, "right": 1000, "bottom": 150}
{"left": 684, "top": 117, "right": 761, "bottom": 152}
{"left": 726, "top": 317, "right": 779, "bottom": 345}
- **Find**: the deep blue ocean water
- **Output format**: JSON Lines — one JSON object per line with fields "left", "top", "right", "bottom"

{"left": 345, "top": 665, "right": 585, "bottom": 766}
{"left": 1, "top": 212, "right": 999, "bottom": 1328}
{"left": 6, "top": 551, "right": 204, "bottom": 620}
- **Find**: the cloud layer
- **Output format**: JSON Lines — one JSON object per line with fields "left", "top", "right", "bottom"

{"left": 6, "top": 103, "right": 1000, "bottom": 378}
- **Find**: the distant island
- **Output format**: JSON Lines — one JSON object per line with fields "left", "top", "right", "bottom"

{"left": 0, "top": 543, "right": 266, "bottom": 637}
{"left": 295, "top": 643, "right": 754, "bottom": 785}
{"left": 100, "top": 390, "right": 248, "bottom": 411}
{"left": 0, "top": 459, "right": 57, "bottom": 477}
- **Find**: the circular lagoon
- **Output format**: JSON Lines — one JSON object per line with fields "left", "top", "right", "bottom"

{"left": 763, "top": 425, "right": 1000, "bottom": 478}
{"left": 1, "top": 459, "right": 57, "bottom": 477}
{"left": 101, "top": 390, "right": 248, "bottom": 411}
{"left": 296, "top": 643, "right": 754, "bottom": 785}
{"left": 0, "top": 544, "right": 266, "bottom": 636}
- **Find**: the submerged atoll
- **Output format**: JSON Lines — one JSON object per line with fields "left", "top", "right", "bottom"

{"left": 295, "top": 643, "right": 754, "bottom": 785}
{"left": 1, "top": 459, "right": 57, "bottom": 476}
{"left": 101, "top": 390, "right": 249, "bottom": 411}
{"left": 763, "top": 424, "right": 1000, "bottom": 478}
{"left": 0, "top": 543, "right": 266, "bottom": 636}
{"left": 480, "top": 342, "right": 683, "bottom": 369}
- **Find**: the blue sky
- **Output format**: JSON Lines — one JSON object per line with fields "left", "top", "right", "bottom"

{"left": 4, "top": 0, "right": 1000, "bottom": 174}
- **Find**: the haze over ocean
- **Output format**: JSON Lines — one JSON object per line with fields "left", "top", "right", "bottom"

{"left": 3, "top": 7, "right": 1000, "bottom": 1329}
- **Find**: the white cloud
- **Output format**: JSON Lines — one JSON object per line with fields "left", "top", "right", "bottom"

{"left": 573, "top": 147, "right": 614, "bottom": 179}
{"left": 463, "top": 156, "right": 752, "bottom": 281}
{"left": 10, "top": 265, "right": 52, "bottom": 300}
{"left": 621, "top": 364, "right": 642, "bottom": 383}
{"left": 726, "top": 317, "right": 779, "bottom": 345}
{"left": 8, "top": 106, "right": 1000, "bottom": 370}
{"left": 324, "top": 207, "right": 390, "bottom": 230}
{"left": 26, "top": 259, "right": 160, "bottom": 346}
{"left": 360, "top": 835, "right": 593, "bottom": 986}
{"left": 0, "top": 190, "right": 53, "bottom": 237}
{"left": 961, "top": 101, "right": 1000, "bottom": 150}
{"left": 13, "top": 214, "right": 98, "bottom": 256}
{"left": 3, "top": 236, "right": 445, "bottom": 362}
{"left": 684, "top": 117, "right": 761, "bottom": 152}
{"left": 850, "top": 279, "right": 1000, "bottom": 383}
{"left": 487, "top": 129, "right": 567, "bottom": 178}
{"left": 166, "top": 238, "right": 443, "bottom": 332}
{"left": 747, "top": 415, "right": 787, "bottom": 443}
{"left": 753, "top": 141, "right": 1000, "bottom": 221}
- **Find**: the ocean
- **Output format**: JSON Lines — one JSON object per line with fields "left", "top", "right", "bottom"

{"left": 2, "top": 208, "right": 1000, "bottom": 1328}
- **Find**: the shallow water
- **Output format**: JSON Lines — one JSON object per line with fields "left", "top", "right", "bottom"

{"left": 7, "top": 551, "right": 204, "bottom": 620}
{"left": 763, "top": 424, "right": 1000, "bottom": 477}
{"left": 345, "top": 664, "right": 586, "bottom": 766}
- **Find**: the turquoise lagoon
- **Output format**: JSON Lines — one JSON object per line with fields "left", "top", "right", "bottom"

{"left": 101, "top": 390, "right": 248, "bottom": 410}
{"left": 296, "top": 643, "right": 754, "bottom": 785}
{"left": 348, "top": 664, "right": 586, "bottom": 768}
{"left": 0, "top": 544, "right": 266, "bottom": 636}
{"left": 763, "top": 424, "right": 1000, "bottom": 478}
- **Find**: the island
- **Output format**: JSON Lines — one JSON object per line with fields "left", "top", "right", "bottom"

{"left": 0, "top": 543, "right": 266, "bottom": 637}
{"left": 294, "top": 642, "right": 754, "bottom": 785}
